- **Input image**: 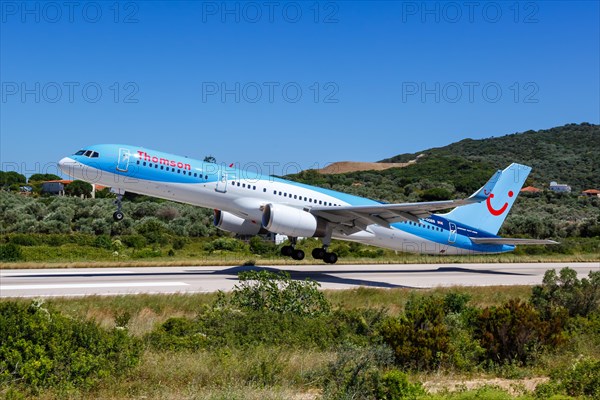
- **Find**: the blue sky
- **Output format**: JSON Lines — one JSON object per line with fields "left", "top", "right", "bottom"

{"left": 1, "top": 1, "right": 599, "bottom": 178}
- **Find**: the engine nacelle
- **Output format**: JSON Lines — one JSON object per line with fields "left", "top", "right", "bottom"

{"left": 262, "top": 203, "right": 327, "bottom": 238}
{"left": 214, "top": 210, "right": 264, "bottom": 235}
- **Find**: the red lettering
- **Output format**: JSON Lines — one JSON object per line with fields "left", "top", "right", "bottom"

{"left": 152, "top": 156, "right": 158, "bottom": 163}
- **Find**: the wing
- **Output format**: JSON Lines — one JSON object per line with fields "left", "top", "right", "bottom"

{"left": 470, "top": 238, "right": 559, "bottom": 245}
{"left": 308, "top": 169, "right": 502, "bottom": 234}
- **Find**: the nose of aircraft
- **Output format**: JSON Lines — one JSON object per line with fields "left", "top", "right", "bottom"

{"left": 58, "top": 157, "right": 75, "bottom": 175}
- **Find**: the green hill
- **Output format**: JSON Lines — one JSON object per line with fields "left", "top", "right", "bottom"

{"left": 379, "top": 123, "right": 599, "bottom": 192}
{"left": 289, "top": 123, "right": 599, "bottom": 200}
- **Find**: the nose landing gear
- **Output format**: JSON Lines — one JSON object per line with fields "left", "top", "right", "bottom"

{"left": 112, "top": 193, "right": 125, "bottom": 221}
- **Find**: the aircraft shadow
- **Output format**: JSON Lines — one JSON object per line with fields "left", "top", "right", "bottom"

{"left": 8, "top": 264, "right": 532, "bottom": 290}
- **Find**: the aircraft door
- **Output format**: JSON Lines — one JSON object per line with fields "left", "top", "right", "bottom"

{"left": 116, "top": 148, "right": 130, "bottom": 172}
{"left": 216, "top": 171, "right": 227, "bottom": 193}
{"left": 448, "top": 222, "right": 457, "bottom": 243}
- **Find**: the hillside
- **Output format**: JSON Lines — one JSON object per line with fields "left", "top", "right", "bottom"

{"left": 379, "top": 123, "right": 599, "bottom": 191}
{"left": 289, "top": 123, "right": 598, "bottom": 198}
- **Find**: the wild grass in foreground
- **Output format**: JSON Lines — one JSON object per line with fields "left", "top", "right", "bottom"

{"left": 1, "top": 269, "right": 599, "bottom": 399}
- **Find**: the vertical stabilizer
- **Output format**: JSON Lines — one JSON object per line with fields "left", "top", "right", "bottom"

{"left": 442, "top": 163, "right": 531, "bottom": 235}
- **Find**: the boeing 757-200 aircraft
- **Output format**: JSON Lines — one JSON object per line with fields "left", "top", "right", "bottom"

{"left": 58, "top": 145, "right": 557, "bottom": 264}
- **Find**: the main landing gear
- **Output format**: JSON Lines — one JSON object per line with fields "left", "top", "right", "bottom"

{"left": 281, "top": 237, "right": 305, "bottom": 260}
{"left": 113, "top": 193, "right": 125, "bottom": 221}
{"left": 280, "top": 236, "right": 339, "bottom": 264}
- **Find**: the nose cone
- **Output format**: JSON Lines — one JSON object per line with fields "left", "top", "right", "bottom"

{"left": 58, "top": 157, "right": 76, "bottom": 176}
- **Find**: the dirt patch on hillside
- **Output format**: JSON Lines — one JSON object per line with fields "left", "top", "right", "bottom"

{"left": 318, "top": 154, "right": 424, "bottom": 174}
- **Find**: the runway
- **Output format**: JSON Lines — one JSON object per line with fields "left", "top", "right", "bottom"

{"left": 1, "top": 262, "right": 598, "bottom": 298}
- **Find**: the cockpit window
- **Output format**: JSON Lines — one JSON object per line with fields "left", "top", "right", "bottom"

{"left": 74, "top": 150, "right": 100, "bottom": 158}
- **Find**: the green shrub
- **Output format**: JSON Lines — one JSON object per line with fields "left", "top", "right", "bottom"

{"left": 204, "top": 237, "right": 247, "bottom": 253}
{"left": 378, "top": 294, "right": 450, "bottom": 370}
{"left": 7, "top": 234, "right": 41, "bottom": 246}
{"left": 93, "top": 234, "right": 112, "bottom": 249}
{"left": 321, "top": 344, "right": 396, "bottom": 400}
{"left": 476, "top": 299, "right": 564, "bottom": 365}
{"left": 226, "top": 270, "right": 330, "bottom": 317}
{"left": 536, "top": 357, "right": 600, "bottom": 399}
{"left": 531, "top": 267, "right": 600, "bottom": 318}
{"left": 0, "top": 301, "right": 142, "bottom": 391}
{"left": 377, "top": 369, "right": 425, "bottom": 400}
{"left": 121, "top": 234, "right": 147, "bottom": 249}
{"left": 0, "top": 242, "right": 24, "bottom": 261}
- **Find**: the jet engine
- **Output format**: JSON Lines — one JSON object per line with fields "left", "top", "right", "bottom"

{"left": 262, "top": 203, "right": 327, "bottom": 237}
{"left": 213, "top": 210, "right": 265, "bottom": 235}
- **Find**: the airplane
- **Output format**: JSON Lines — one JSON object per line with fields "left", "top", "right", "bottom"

{"left": 58, "top": 144, "right": 557, "bottom": 264}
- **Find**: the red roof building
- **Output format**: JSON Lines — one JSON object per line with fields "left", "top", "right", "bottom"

{"left": 520, "top": 186, "right": 542, "bottom": 193}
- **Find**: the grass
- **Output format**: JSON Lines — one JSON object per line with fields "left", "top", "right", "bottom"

{"left": 2, "top": 248, "right": 598, "bottom": 269}
{"left": 3, "top": 286, "right": 598, "bottom": 399}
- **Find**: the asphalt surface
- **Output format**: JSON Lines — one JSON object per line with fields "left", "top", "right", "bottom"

{"left": 1, "top": 262, "right": 598, "bottom": 298}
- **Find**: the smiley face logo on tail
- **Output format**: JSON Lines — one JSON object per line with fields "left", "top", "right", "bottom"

{"left": 486, "top": 191, "right": 513, "bottom": 216}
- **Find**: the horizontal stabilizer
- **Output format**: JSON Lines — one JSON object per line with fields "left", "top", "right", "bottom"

{"left": 470, "top": 237, "right": 559, "bottom": 245}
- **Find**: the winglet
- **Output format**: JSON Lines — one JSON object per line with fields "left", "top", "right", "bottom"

{"left": 468, "top": 169, "right": 502, "bottom": 202}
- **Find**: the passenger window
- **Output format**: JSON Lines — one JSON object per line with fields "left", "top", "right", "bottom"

{"left": 155, "top": 164, "right": 158, "bottom": 168}
{"left": 143, "top": 162, "right": 146, "bottom": 166}
{"left": 149, "top": 163, "right": 153, "bottom": 167}
{"left": 253, "top": 186, "right": 256, "bottom": 190}
{"left": 160, "top": 166, "right": 164, "bottom": 170}
{"left": 263, "top": 188, "right": 266, "bottom": 192}
{"left": 177, "top": 170, "right": 181, "bottom": 173}
{"left": 194, "top": 173, "right": 197, "bottom": 177}
{"left": 137, "top": 160, "right": 140, "bottom": 165}
{"left": 294, "top": 195, "right": 297, "bottom": 199}
{"left": 242, "top": 183, "right": 246, "bottom": 188}
{"left": 205, "top": 175, "right": 208, "bottom": 179}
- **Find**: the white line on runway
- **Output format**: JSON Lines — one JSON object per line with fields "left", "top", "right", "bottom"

{"left": 1, "top": 282, "right": 189, "bottom": 290}
{"left": 0, "top": 270, "right": 134, "bottom": 277}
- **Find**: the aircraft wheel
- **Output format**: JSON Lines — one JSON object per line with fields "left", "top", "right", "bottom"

{"left": 113, "top": 211, "right": 124, "bottom": 221}
{"left": 323, "top": 252, "right": 338, "bottom": 264}
{"left": 292, "top": 249, "right": 305, "bottom": 261}
{"left": 312, "top": 248, "right": 325, "bottom": 259}
{"left": 281, "top": 245, "right": 293, "bottom": 257}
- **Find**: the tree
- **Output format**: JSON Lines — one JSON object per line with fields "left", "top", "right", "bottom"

{"left": 65, "top": 180, "right": 93, "bottom": 198}
{"left": 0, "top": 171, "right": 26, "bottom": 187}
{"left": 28, "top": 173, "right": 61, "bottom": 182}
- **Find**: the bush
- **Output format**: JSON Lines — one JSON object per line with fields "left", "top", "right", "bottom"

{"left": 321, "top": 345, "right": 422, "bottom": 400}
{"left": 378, "top": 294, "right": 450, "bottom": 370}
{"left": 93, "top": 234, "right": 112, "bottom": 249}
{"left": 531, "top": 267, "right": 600, "bottom": 318}
{"left": 536, "top": 357, "right": 600, "bottom": 398}
{"left": 0, "top": 301, "right": 142, "bottom": 391}
{"left": 0, "top": 243, "right": 24, "bottom": 261}
{"left": 226, "top": 270, "right": 330, "bottom": 317}
{"left": 475, "top": 299, "right": 564, "bottom": 365}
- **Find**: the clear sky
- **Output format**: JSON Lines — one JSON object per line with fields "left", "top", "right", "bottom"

{"left": 1, "top": 1, "right": 599, "bottom": 178}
